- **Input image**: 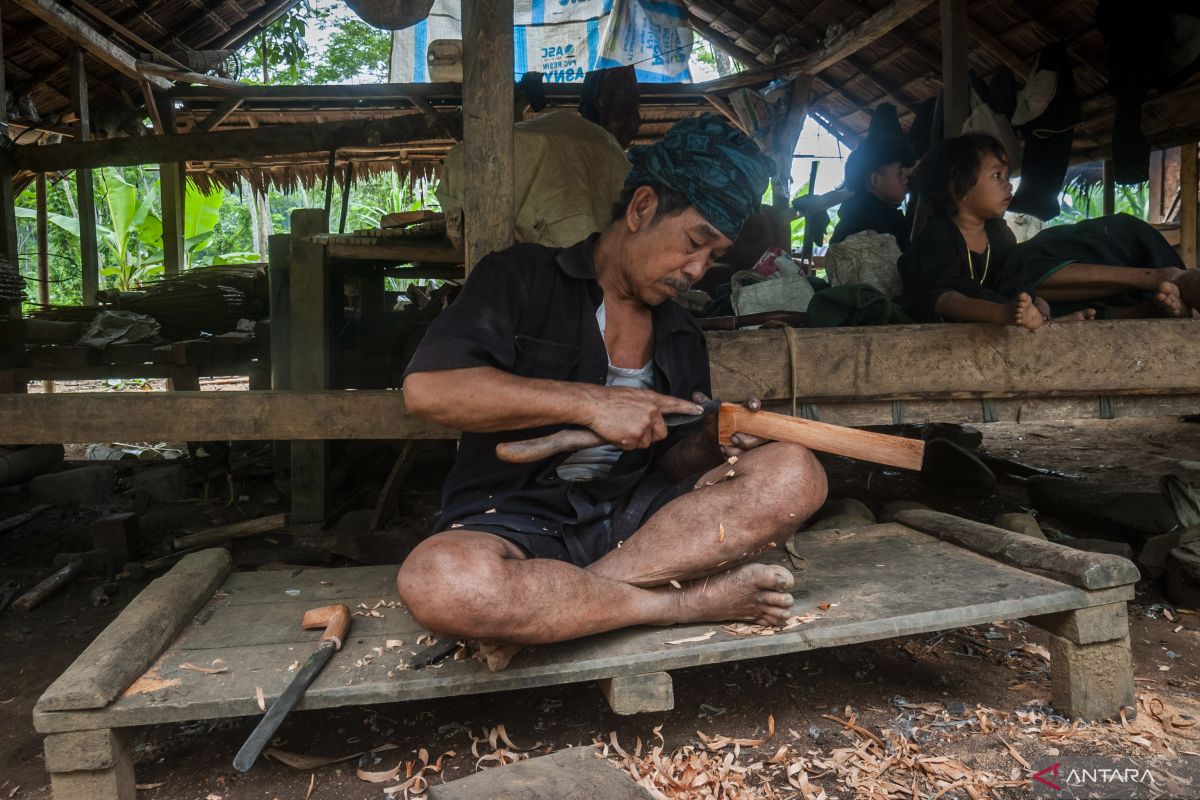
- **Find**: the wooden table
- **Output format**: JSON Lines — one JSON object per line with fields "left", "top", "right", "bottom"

{"left": 33, "top": 512, "right": 1139, "bottom": 800}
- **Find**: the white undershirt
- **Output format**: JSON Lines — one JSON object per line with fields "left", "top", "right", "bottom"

{"left": 556, "top": 303, "right": 655, "bottom": 482}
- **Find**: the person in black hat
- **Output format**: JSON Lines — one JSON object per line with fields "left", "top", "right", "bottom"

{"left": 830, "top": 135, "right": 912, "bottom": 250}
{"left": 397, "top": 114, "right": 828, "bottom": 670}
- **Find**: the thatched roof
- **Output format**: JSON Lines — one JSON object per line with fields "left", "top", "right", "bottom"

{"left": 5, "top": 0, "right": 1200, "bottom": 192}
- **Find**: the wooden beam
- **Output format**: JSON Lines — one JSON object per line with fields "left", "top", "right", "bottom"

{"left": 940, "top": 0, "right": 968, "bottom": 138}
{"left": 701, "top": 0, "right": 935, "bottom": 92}
{"left": 0, "top": 3, "right": 19, "bottom": 281}
{"left": 966, "top": 19, "right": 1027, "bottom": 78}
{"left": 196, "top": 97, "right": 244, "bottom": 132}
{"left": 461, "top": 0, "right": 515, "bottom": 273}
{"left": 70, "top": 0, "right": 189, "bottom": 71}
{"left": 135, "top": 60, "right": 249, "bottom": 91}
{"left": 69, "top": 47, "right": 99, "bottom": 306}
{"left": 1183, "top": 142, "right": 1198, "bottom": 269}
{"left": 10, "top": 0, "right": 171, "bottom": 90}
{"left": 11, "top": 113, "right": 462, "bottom": 173}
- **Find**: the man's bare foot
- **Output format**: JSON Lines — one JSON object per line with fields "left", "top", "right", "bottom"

{"left": 476, "top": 640, "right": 523, "bottom": 672}
{"left": 671, "top": 563, "right": 795, "bottom": 627}
{"left": 1173, "top": 270, "right": 1200, "bottom": 313}
{"left": 1154, "top": 281, "right": 1190, "bottom": 318}
{"left": 1009, "top": 293, "right": 1046, "bottom": 331}
{"left": 1052, "top": 308, "right": 1097, "bottom": 322}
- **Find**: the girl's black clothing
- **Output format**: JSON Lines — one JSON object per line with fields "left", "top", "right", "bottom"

{"left": 898, "top": 216, "right": 1028, "bottom": 321}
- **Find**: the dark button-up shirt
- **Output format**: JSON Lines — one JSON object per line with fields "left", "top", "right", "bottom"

{"left": 404, "top": 234, "right": 711, "bottom": 535}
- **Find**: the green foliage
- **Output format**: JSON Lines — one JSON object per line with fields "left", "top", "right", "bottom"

{"left": 1049, "top": 179, "right": 1148, "bottom": 226}
{"left": 243, "top": 2, "right": 324, "bottom": 84}
{"left": 310, "top": 20, "right": 391, "bottom": 83}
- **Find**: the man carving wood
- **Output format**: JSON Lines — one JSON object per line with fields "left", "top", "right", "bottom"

{"left": 399, "top": 115, "right": 828, "bottom": 670}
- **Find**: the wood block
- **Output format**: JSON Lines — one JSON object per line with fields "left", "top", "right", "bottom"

{"left": 1167, "top": 541, "right": 1200, "bottom": 608}
{"left": 43, "top": 728, "right": 126, "bottom": 773}
{"left": 1047, "top": 632, "right": 1135, "bottom": 721}
{"left": 36, "top": 549, "right": 232, "bottom": 712}
{"left": 895, "top": 510, "right": 1141, "bottom": 590}
{"left": 1026, "top": 602, "right": 1128, "bottom": 645}
{"left": 598, "top": 672, "right": 674, "bottom": 715}
{"left": 45, "top": 729, "right": 136, "bottom": 800}
{"left": 90, "top": 513, "right": 141, "bottom": 564}
{"left": 428, "top": 746, "right": 651, "bottom": 800}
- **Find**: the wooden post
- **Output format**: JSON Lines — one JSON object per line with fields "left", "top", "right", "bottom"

{"left": 1182, "top": 141, "right": 1198, "bottom": 269}
{"left": 36, "top": 175, "right": 54, "bottom": 393}
{"left": 69, "top": 46, "right": 99, "bottom": 304}
{"left": 461, "top": 0, "right": 515, "bottom": 273}
{"left": 157, "top": 95, "right": 185, "bottom": 276}
{"left": 268, "top": 233, "right": 291, "bottom": 472}
{"left": 0, "top": 4, "right": 20, "bottom": 284}
{"left": 288, "top": 209, "right": 330, "bottom": 524}
{"left": 1102, "top": 159, "right": 1115, "bottom": 218}
{"left": 939, "top": 0, "right": 968, "bottom": 139}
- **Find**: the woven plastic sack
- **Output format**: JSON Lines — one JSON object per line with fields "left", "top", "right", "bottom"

{"left": 822, "top": 231, "right": 904, "bottom": 298}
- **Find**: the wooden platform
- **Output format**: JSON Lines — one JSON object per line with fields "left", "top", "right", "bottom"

{"left": 33, "top": 515, "right": 1140, "bottom": 800}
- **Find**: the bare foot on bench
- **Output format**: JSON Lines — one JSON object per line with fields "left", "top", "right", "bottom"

{"left": 1175, "top": 269, "right": 1200, "bottom": 311}
{"left": 477, "top": 640, "right": 524, "bottom": 672}
{"left": 1010, "top": 293, "right": 1046, "bottom": 331}
{"left": 1154, "top": 281, "right": 1190, "bottom": 318}
{"left": 674, "top": 563, "right": 795, "bottom": 627}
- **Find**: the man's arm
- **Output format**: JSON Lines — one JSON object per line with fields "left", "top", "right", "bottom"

{"left": 403, "top": 366, "right": 704, "bottom": 450}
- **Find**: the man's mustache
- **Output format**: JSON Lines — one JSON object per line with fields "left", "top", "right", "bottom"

{"left": 662, "top": 276, "right": 692, "bottom": 293}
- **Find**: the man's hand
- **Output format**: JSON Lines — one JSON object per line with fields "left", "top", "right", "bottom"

{"left": 695, "top": 392, "right": 770, "bottom": 459}
{"left": 580, "top": 385, "right": 704, "bottom": 451}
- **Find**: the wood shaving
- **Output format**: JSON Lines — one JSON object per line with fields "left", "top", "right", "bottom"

{"left": 669, "top": 580, "right": 682, "bottom": 589}
{"left": 303, "top": 774, "right": 315, "bottom": 800}
{"left": 134, "top": 782, "right": 164, "bottom": 790}
{"left": 417, "top": 634, "right": 437, "bottom": 646}
{"left": 718, "top": 523, "right": 725, "bottom": 543}
{"left": 266, "top": 743, "right": 399, "bottom": 771}
{"left": 727, "top": 456, "right": 738, "bottom": 465}
{"left": 255, "top": 686, "right": 265, "bottom": 712}
{"left": 178, "top": 661, "right": 227, "bottom": 675}
{"left": 665, "top": 630, "right": 717, "bottom": 645}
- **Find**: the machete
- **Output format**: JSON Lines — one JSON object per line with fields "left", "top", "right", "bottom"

{"left": 233, "top": 604, "right": 350, "bottom": 772}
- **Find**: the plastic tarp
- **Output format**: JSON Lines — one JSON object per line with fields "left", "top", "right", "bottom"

{"left": 390, "top": 0, "right": 691, "bottom": 83}
{"left": 438, "top": 110, "right": 631, "bottom": 248}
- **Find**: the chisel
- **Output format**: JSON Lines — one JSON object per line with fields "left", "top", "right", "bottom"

{"left": 233, "top": 604, "right": 350, "bottom": 772}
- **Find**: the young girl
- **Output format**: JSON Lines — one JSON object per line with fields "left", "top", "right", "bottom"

{"left": 898, "top": 134, "right": 1089, "bottom": 331}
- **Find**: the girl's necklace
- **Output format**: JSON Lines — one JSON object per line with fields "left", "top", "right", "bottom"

{"left": 966, "top": 239, "right": 991, "bottom": 283}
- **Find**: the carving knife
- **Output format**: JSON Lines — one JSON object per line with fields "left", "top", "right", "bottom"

{"left": 233, "top": 604, "right": 350, "bottom": 772}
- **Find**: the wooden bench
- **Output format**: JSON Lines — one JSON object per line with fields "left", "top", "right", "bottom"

{"left": 33, "top": 511, "right": 1140, "bottom": 800}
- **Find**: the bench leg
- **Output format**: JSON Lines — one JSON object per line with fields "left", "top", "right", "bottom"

{"left": 44, "top": 729, "right": 137, "bottom": 800}
{"left": 598, "top": 672, "right": 674, "bottom": 715}
{"left": 1026, "top": 602, "right": 1135, "bottom": 721}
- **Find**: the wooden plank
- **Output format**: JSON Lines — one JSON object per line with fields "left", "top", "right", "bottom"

{"left": 33, "top": 525, "right": 1133, "bottom": 733}
{"left": 706, "top": 321, "right": 1200, "bottom": 403}
{"left": 894, "top": 510, "right": 1141, "bottom": 590}
{"left": 461, "top": 0, "right": 515, "bottom": 273}
{"left": 940, "top": 0, "right": 968, "bottom": 138}
{"left": 325, "top": 239, "right": 463, "bottom": 264}
{"left": 11, "top": 0, "right": 171, "bottom": 89}
{"left": 219, "top": 565, "right": 399, "bottom": 604}
{"left": 159, "top": 162, "right": 185, "bottom": 276}
{"left": 35, "top": 549, "right": 232, "bottom": 712}
{"left": 0, "top": 390, "right": 453, "bottom": 444}
{"left": 11, "top": 114, "right": 463, "bottom": 173}
{"left": 195, "top": 96, "right": 244, "bottom": 133}
{"left": 1182, "top": 141, "right": 1198, "bottom": 268}
{"left": 69, "top": 47, "right": 99, "bottom": 306}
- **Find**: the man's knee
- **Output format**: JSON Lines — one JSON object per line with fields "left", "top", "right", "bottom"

{"left": 396, "top": 536, "right": 508, "bottom": 636}
{"left": 749, "top": 442, "right": 828, "bottom": 520}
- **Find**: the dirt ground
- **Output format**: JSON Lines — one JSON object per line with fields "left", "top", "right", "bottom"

{"left": 1, "top": 413, "right": 1199, "bottom": 799}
